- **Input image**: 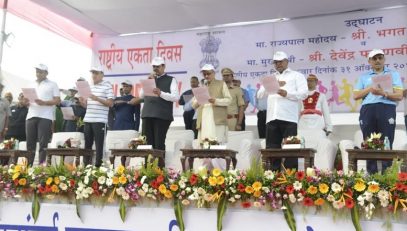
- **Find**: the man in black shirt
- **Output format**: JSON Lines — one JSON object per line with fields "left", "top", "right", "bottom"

{"left": 5, "top": 93, "right": 28, "bottom": 141}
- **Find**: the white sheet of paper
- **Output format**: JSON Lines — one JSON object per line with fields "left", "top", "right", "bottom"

{"left": 372, "top": 74, "right": 393, "bottom": 93}
{"left": 21, "top": 88, "right": 39, "bottom": 103}
{"left": 137, "top": 145, "right": 153, "bottom": 150}
{"left": 76, "top": 81, "right": 92, "bottom": 99}
{"left": 192, "top": 87, "right": 211, "bottom": 105}
{"left": 61, "top": 107, "right": 75, "bottom": 120}
{"left": 260, "top": 76, "right": 280, "bottom": 94}
{"left": 140, "top": 79, "right": 157, "bottom": 97}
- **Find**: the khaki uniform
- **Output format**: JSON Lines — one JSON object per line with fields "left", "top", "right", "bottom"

{"left": 226, "top": 86, "right": 245, "bottom": 131}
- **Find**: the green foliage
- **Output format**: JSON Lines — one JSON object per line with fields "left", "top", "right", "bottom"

{"left": 245, "top": 156, "right": 264, "bottom": 182}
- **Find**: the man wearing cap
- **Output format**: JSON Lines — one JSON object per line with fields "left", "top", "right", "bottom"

{"left": 354, "top": 48, "right": 403, "bottom": 174}
{"left": 221, "top": 68, "right": 245, "bottom": 131}
{"left": 139, "top": 57, "right": 179, "bottom": 151}
{"left": 258, "top": 51, "right": 308, "bottom": 170}
{"left": 112, "top": 80, "right": 140, "bottom": 131}
{"left": 193, "top": 64, "right": 231, "bottom": 144}
{"left": 300, "top": 74, "right": 333, "bottom": 136}
{"left": 60, "top": 87, "right": 79, "bottom": 132}
{"left": 25, "top": 64, "right": 61, "bottom": 165}
{"left": 79, "top": 67, "right": 114, "bottom": 167}
{"left": 179, "top": 76, "right": 199, "bottom": 132}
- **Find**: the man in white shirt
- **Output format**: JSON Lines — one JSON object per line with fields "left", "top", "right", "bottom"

{"left": 25, "top": 64, "right": 61, "bottom": 165}
{"left": 258, "top": 51, "right": 308, "bottom": 170}
{"left": 79, "top": 66, "right": 114, "bottom": 167}
{"left": 139, "top": 57, "right": 179, "bottom": 151}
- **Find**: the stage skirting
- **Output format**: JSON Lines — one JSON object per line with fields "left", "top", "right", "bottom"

{"left": 0, "top": 201, "right": 406, "bottom": 231}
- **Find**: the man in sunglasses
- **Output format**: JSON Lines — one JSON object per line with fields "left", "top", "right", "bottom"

{"left": 353, "top": 49, "right": 403, "bottom": 174}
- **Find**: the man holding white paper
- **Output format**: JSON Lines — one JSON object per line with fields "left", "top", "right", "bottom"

{"left": 257, "top": 51, "right": 308, "bottom": 171}
{"left": 139, "top": 57, "right": 179, "bottom": 151}
{"left": 25, "top": 64, "right": 61, "bottom": 165}
{"left": 354, "top": 49, "right": 403, "bottom": 174}
{"left": 192, "top": 64, "right": 231, "bottom": 144}
{"left": 79, "top": 66, "right": 114, "bottom": 167}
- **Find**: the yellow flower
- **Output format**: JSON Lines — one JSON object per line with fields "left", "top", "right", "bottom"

{"left": 253, "top": 190, "right": 262, "bottom": 198}
{"left": 46, "top": 177, "right": 53, "bottom": 186}
{"left": 51, "top": 185, "right": 59, "bottom": 193}
{"left": 112, "top": 176, "right": 119, "bottom": 185}
{"left": 164, "top": 190, "right": 173, "bottom": 199}
{"left": 170, "top": 184, "right": 179, "bottom": 191}
{"left": 252, "top": 181, "right": 262, "bottom": 191}
{"left": 212, "top": 168, "right": 221, "bottom": 177}
{"left": 12, "top": 172, "right": 20, "bottom": 180}
{"left": 119, "top": 175, "right": 127, "bottom": 184}
{"left": 368, "top": 184, "right": 379, "bottom": 193}
{"left": 216, "top": 176, "right": 225, "bottom": 185}
{"left": 54, "top": 177, "right": 60, "bottom": 185}
{"left": 159, "top": 184, "right": 167, "bottom": 194}
{"left": 354, "top": 182, "right": 366, "bottom": 192}
{"left": 245, "top": 186, "right": 254, "bottom": 194}
{"left": 208, "top": 176, "right": 217, "bottom": 186}
{"left": 117, "top": 165, "right": 125, "bottom": 175}
{"left": 371, "top": 132, "right": 382, "bottom": 139}
{"left": 307, "top": 185, "right": 318, "bottom": 195}
{"left": 319, "top": 183, "right": 329, "bottom": 194}
{"left": 314, "top": 198, "right": 325, "bottom": 206}
{"left": 18, "top": 178, "right": 27, "bottom": 186}
{"left": 14, "top": 165, "right": 22, "bottom": 173}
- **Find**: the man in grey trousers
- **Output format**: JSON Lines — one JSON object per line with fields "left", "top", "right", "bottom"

{"left": 25, "top": 64, "right": 60, "bottom": 165}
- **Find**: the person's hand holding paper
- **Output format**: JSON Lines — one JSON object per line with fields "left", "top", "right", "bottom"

{"left": 76, "top": 81, "right": 92, "bottom": 99}
{"left": 372, "top": 74, "right": 393, "bottom": 93}
{"left": 21, "top": 88, "right": 39, "bottom": 104}
{"left": 192, "top": 86, "right": 211, "bottom": 105}
{"left": 61, "top": 107, "right": 75, "bottom": 120}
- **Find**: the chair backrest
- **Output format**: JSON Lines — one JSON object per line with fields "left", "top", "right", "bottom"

{"left": 393, "top": 129, "right": 407, "bottom": 150}
{"left": 353, "top": 130, "right": 364, "bottom": 148}
{"left": 227, "top": 131, "right": 253, "bottom": 151}
{"left": 105, "top": 130, "right": 139, "bottom": 150}
{"left": 49, "top": 132, "right": 85, "bottom": 148}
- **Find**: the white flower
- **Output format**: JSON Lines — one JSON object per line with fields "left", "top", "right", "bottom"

{"left": 306, "top": 168, "right": 316, "bottom": 177}
{"left": 357, "top": 195, "right": 365, "bottom": 206}
{"left": 289, "top": 194, "right": 296, "bottom": 203}
{"left": 363, "top": 191, "right": 373, "bottom": 202}
{"left": 368, "top": 181, "right": 379, "bottom": 186}
{"left": 142, "top": 183, "right": 149, "bottom": 192}
{"left": 105, "top": 178, "right": 113, "bottom": 186}
{"left": 179, "top": 181, "right": 186, "bottom": 189}
{"left": 377, "top": 190, "right": 389, "bottom": 200}
{"left": 107, "top": 170, "right": 114, "bottom": 178}
{"left": 228, "top": 169, "right": 238, "bottom": 176}
{"left": 253, "top": 201, "right": 262, "bottom": 208}
{"left": 116, "top": 187, "right": 125, "bottom": 196}
{"left": 197, "top": 187, "right": 205, "bottom": 195}
{"left": 332, "top": 200, "right": 345, "bottom": 209}
{"left": 331, "top": 183, "right": 342, "bottom": 193}
{"left": 293, "top": 181, "right": 302, "bottom": 191}
{"left": 327, "top": 194, "right": 335, "bottom": 202}
{"left": 262, "top": 187, "right": 270, "bottom": 193}
{"left": 138, "top": 189, "right": 146, "bottom": 197}
{"left": 99, "top": 166, "right": 108, "bottom": 173}
{"left": 380, "top": 199, "right": 389, "bottom": 207}
{"left": 228, "top": 197, "right": 236, "bottom": 203}
{"left": 59, "top": 176, "right": 66, "bottom": 181}
{"left": 140, "top": 176, "right": 147, "bottom": 184}
{"left": 98, "top": 176, "right": 106, "bottom": 185}
{"left": 234, "top": 194, "right": 241, "bottom": 199}
{"left": 264, "top": 170, "right": 274, "bottom": 180}
{"left": 84, "top": 176, "right": 89, "bottom": 185}
{"left": 59, "top": 183, "right": 68, "bottom": 191}
{"left": 122, "top": 192, "right": 130, "bottom": 200}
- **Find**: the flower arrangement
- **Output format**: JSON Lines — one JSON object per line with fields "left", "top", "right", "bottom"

{"left": 57, "top": 138, "right": 81, "bottom": 148}
{"left": 0, "top": 161, "right": 405, "bottom": 230}
{"left": 200, "top": 138, "right": 219, "bottom": 149}
{"left": 361, "top": 132, "right": 384, "bottom": 150}
{"left": 128, "top": 135, "right": 147, "bottom": 149}
{"left": 0, "top": 138, "right": 18, "bottom": 150}
{"left": 283, "top": 136, "right": 301, "bottom": 144}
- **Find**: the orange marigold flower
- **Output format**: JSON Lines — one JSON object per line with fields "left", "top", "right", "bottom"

{"left": 216, "top": 176, "right": 225, "bottom": 185}
{"left": 252, "top": 181, "right": 262, "bottom": 191}
{"left": 208, "top": 176, "right": 217, "bottom": 186}
{"left": 307, "top": 185, "right": 318, "bottom": 195}
{"left": 314, "top": 198, "right": 325, "bottom": 206}
{"left": 318, "top": 183, "right": 329, "bottom": 194}
{"left": 46, "top": 177, "right": 53, "bottom": 186}
{"left": 18, "top": 178, "right": 27, "bottom": 186}
{"left": 164, "top": 190, "right": 173, "bottom": 199}
{"left": 245, "top": 186, "right": 254, "bottom": 194}
{"left": 119, "top": 175, "right": 127, "bottom": 184}
{"left": 158, "top": 184, "right": 167, "bottom": 194}
{"left": 51, "top": 185, "right": 59, "bottom": 193}
{"left": 53, "top": 177, "right": 60, "bottom": 185}
{"left": 170, "top": 184, "right": 179, "bottom": 191}
{"left": 112, "top": 176, "right": 119, "bottom": 185}
{"left": 367, "top": 184, "right": 379, "bottom": 193}
{"left": 253, "top": 190, "right": 262, "bottom": 198}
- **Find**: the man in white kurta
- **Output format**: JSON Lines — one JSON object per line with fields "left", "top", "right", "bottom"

{"left": 299, "top": 74, "right": 337, "bottom": 170}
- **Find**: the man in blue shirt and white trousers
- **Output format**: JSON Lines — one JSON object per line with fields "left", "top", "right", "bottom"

{"left": 353, "top": 49, "right": 403, "bottom": 174}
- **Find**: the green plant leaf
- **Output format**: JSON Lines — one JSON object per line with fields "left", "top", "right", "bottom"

{"left": 351, "top": 204, "right": 363, "bottom": 231}
{"left": 174, "top": 198, "right": 185, "bottom": 231}
{"left": 75, "top": 198, "right": 82, "bottom": 221}
{"left": 119, "top": 198, "right": 126, "bottom": 222}
{"left": 217, "top": 194, "right": 228, "bottom": 231}
{"left": 32, "top": 193, "right": 41, "bottom": 223}
{"left": 282, "top": 200, "right": 296, "bottom": 231}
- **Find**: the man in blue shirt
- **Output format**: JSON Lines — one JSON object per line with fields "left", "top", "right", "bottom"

{"left": 353, "top": 49, "right": 403, "bottom": 174}
{"left": 113, "top": 80, "right": 140, "bottom": 131}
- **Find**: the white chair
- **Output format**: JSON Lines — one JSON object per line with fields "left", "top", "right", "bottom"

{"left": 298, "top": 129, "right": 338, "bottom": 171}
{"left": 165, "top": 129, "right": 194, "bottom": 170}
{"left": 339, "top": 129, "right": 407, "bottom": 173}
{"left": 47, "top": 132, "right": 85, "bottom": 165}
{"left": 105, "top": 130, "right": 139, "bottom": 167}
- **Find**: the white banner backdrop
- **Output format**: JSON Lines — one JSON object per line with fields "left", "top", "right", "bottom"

{"left": 92, "top": 7, "right": 407, "bottom": 116}
{"left": 0, "top": 201, "right": 406, "bottom": 231}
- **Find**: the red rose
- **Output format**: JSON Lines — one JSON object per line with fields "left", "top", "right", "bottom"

{"left": 345, "top": 198, "right": 354, "bottom": 209}
{"left": 303, "top": 197, "right": 314, "bottom": 206}
{"left": 189, "top": 174, "right": 198, "bottom": 186}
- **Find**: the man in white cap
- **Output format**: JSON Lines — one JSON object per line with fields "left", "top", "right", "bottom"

{"left": 79, "top": 66, "right": 114, "bottom": 167}
{"left": 112, "top": 80, "right": 140, "bottom": 131}
{"left": 354, "top": 48, "right": 403, "bottom": 174}
{"left": 25, "top": 64, "right": 61, "bottom": 165}
{"left": 193, "top": 64, "right": 232, "bottom": 145}
{"left": 257, "top": 51, "right": 308, "bottom": 171}
{"left": 139, "top": 57, "right": 179, "bottom": 151}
